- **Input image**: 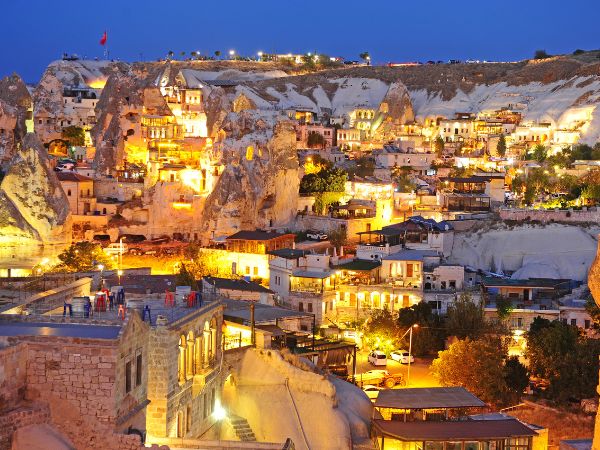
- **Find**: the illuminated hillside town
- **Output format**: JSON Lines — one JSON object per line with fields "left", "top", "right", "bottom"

{"left": 3, "top": 11, "right": 600, "bottom": 449}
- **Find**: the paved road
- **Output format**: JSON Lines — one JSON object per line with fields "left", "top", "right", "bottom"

{"left": 353, "top": 350, "right": 440, "bottom": 388}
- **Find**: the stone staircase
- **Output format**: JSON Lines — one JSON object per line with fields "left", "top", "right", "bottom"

{"left": 229, "top": 414, "right": 256, "bottom": 442}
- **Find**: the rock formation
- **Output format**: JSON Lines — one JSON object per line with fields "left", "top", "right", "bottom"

{"left": 0, "top": 74, "right": 32, "bottom": 164}
{"left": 92, "top": 67, "right": 170, "bottom": 172}
{"left": 588, "top": 240, "right": 600, "bottom": 450}
{"left": 0, "top": 133, "right": 71, "bottom": 245}
{"left": 201, "top": 110, "right": 299, "bottom": 236}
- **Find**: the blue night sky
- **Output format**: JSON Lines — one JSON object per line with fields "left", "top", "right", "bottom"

{"left": 2, "top": 0, "right": 599, "bottom": 83}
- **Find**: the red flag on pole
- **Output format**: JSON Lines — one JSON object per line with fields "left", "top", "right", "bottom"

{"left": 100, "top": 31, "right": 107, "bottom": 46}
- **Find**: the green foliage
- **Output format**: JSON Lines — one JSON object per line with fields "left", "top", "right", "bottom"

{"left": 299, "top": 168, "right": 348, "bottom": 194}
{"left": 176, "top": 262, "right": 198, "bottom": 290}
{"left": 503, "top": 356, "right": 529, "bottom": 397}
{"left": 52, "top": 242, "right": 114, "bottom": 273}
{"left": 495, "top": 297, "right": 514, "bottom": 321}
{"left": 349, "top": 156, "right": 375, "bottom": 178}
{"left": 362, "top": 309, "right": 401, "bottom": 355}
{"left": 61, "top": 126, "right": 85, "bottom": 147}
{"left": 433, "top": 136, "right": 445, "bottom": 157}
{"left": 359, "top": 52, "right": 370, "bottom": 63}
{"left": 580, "top": 184, "right": 600, "bottom": 203}
{"left": 534, "top": 49, "right": 551, "bottom": 60}
{"left": 496, "top": 134, "right": 507, "bottom": 157}
{"left": 397, "top": 302, "right": 446, "bottom": 356}
{"left": 182, "top": 248, "right": 233, "bottom": 279}
{"left": 328, "top": 227, "right": 348, "bottom": 248}
{"left": 585, "top": 296, "right": 600, "bottom": 329}
{"left": 530, "top": 144, "right": 547, "bottom": 162}
{"left": 526, "top": 319, "right": 600, "bottom": 401}
{"left": 214, "top": 50, "right": 221, "bottom": 58}
{"left": 573, "top": 49, "right": 585, "bottom": 55}
{"left": 313, "top": 191, "right": 344, "bottom": 215}
{"left": 307, "top": 132, "right": 326, "bottom": 148}
{"left": 445, "top": 293, "right": 486, "bottom": 339}
{"left": 431, "top": 337, "right": 511, "bottom": 406}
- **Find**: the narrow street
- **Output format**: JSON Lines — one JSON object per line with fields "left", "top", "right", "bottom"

{"left": 353, "top": 350, "right": 440, "bottom": 388}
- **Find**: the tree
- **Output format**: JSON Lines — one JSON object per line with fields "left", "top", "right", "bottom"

{"left": 503, "top": 356, "right": 529, "bottom": 398}
{"left": 176, "top": 262, "right": 198, "bottom": 289}
{"left": 362, "top": 309, "right": 401, "bottom": 355}
{"left": 434, "top": 136, "right": 445, "bottom": 157}
{"left": 573, "top": 49, "right": 585, "bottom": 55}
{"left": 307, "top": 132, "right": 326, "bottom": 149}
{"left": 530, "top": 144, "right": 547, "bottom": 162}
{"left": 299, "top": 167, "right": 348, "bottom": 194}
{"left": 180, "top": 51, "right": 186, "bottom": 58}
{"left": 397, "top": 302, "right": 446, "bottom": 356}
{"left": 534, "top": 49, "right": 551, "bottom": 60}
{"left": 167, "top": 50, "right": 174, "bottom": 59}
{"left": 214, "top": 50, "right": 221, "bottom": 58}
{"left": 525, "top": 319, "right": 600, "bottom": 401}
{"left": 496, "top": 134, "right": 507, "bottom": 157}
{"left": 446, "top": 293, "right": 486, "bottom": 339}
{"left": 359, "top": 52, "right": 370, "bottom": 64}
{"left": 51, "top": 242, "right": 114, "bottom": 273}
{"left": 180, "top": 248, "right": 234, "bottom": 279}
{"left": 62, "top": 126, "right": 85, "bottom": 147}
{"left": 431, "top": 337, "right": 511, "bottom": 406}
{"left": 495, "top": 296, "right": 514, "bottom": 321}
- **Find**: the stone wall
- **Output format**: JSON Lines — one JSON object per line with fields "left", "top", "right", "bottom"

{"left": 499, "top": 207, "right": 600, "bottom": 223}
{"left": 0, "top": 403, "right": 50, "bottom": 450}
{"left": 0, "top": 343, "right": 27, "bottom": 411}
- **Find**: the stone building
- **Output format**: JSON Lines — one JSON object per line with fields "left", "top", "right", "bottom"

{"left": 0, "top": 314, "right": 149, "bottom": 450}
{"left": 145, "top": 295, "right": 224, "bottom": 442}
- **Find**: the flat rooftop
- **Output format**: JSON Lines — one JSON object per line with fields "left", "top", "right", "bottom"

{"left": 374, "top": 387, "right": 486, "bottom": 410}
{"left": 373, "top": 419, "right": 536, "bottom": 441}
{"left": 0, "top": 321, "right": 122, "bottom": 339}
{"left": 222, "top": 298, "right": 313, "bottom": 325}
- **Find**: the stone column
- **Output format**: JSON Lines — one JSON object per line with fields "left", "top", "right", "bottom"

{"left": 587, "top": 236, "right": 600, "bottom": 450}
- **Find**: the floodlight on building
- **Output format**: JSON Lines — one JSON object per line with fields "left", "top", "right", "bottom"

{"left": 213, "top": 401, "right": 227, "bottom": 421}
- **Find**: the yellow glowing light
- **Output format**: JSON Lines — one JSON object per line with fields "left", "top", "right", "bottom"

{"left": 88, "top": 79, "right": 107, "bottom": 89}
{"left": 172, "top": 202, "right": 192, "bottom": 210}
{"left": 213, "top": 401, "right": 226, "bottom": 421}
{"left": 180, "top": 169, "right": 202, "bottom": 193}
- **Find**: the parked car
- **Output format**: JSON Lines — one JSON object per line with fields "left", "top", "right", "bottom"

{"left": 355, "top": 369, "right": 405, "bottom": 388}
{"left": 390, "top": 350, "right": 414, "bottom": 364}
{"left": 362, "top": 384, "right": 382, "bottom": 400}
{"left": 306, "top": 230, "right": 328, "bottom": 241}
{"left": 367, "top": 350, "right": 387, "bottom": 366}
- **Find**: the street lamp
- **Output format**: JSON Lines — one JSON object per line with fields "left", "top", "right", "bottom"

{"left": 257, "top": 51, "right": 263, "bottom": 60}
{"left": 400, "top": 324, "right": 419, "bottom": 386}
{"left": 117, "top": 269, "right": 123, "bottom": 285}
{"left": 98, "top": 264, "right": 105, "bottom": 290}
{"left": 229, "top": 49, "right": 235, "bottom": 59}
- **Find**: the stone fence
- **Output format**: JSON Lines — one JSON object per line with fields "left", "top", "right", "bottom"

{"left": 148, "top": 437, "right": 288, "bottom": 449}
{"left": 499, "top": 207, "right": 600, "bottom": 223}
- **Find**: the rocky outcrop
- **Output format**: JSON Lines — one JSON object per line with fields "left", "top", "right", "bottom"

{"left": 0, "top": 74, "right": 32, "bottom": 164}
{"left": 201, "top": 111, "right": 299, "bottom": 237}
{"left": 0, "top": 133, "right": 71, "bottom": 245}
{"left": 92, "top": 67, "right": 170, "bottom": 172}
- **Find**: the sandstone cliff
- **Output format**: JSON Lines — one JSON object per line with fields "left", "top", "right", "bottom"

{"left": 0, "top": 74, "right": 32, "bottom": 164}
{"left": 0, "top": 133, "right": 71, "bottom": 245}
{"left": 201, "top": 110, "right": 299, "bottom": 237}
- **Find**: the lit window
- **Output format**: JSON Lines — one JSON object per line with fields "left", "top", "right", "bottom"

{"left": 245, "top": 146, "right": 254, "bottom": 160}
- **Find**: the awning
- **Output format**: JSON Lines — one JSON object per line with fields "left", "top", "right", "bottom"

{"left": 373, "top": 419, "right": 537, "bottom": 441}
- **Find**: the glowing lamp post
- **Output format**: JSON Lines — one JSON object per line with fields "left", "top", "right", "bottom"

{"left": 117, "top": 269, "right": 123, "bottom": 285}
{"left": 400, "top": 324, "right": 419, "bottom": 386}
{"left": 98, "top": 264, "right": 105, "bottom": 290}
{"left": 229, "top": 50, "right": 235, "bottom": 60}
